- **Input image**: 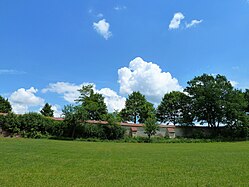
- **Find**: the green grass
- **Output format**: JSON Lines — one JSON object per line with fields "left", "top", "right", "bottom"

{"left": 0, "top": 139, "right": 249, "bottom": 186}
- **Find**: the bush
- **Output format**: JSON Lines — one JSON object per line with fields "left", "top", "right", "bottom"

{"left": 0, "top": 113, "right": 20, "bottom": 134}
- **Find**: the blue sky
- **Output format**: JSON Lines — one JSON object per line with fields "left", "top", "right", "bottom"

{"left": 1, "top": 0, "right": 249, "bottom": 116}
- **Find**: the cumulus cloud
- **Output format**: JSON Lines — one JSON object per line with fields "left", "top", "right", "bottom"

{"left": 42, "top": 82, "right": 125, "bottom": 112}
{"left": 51, "top": 104, "right": 62, "bottom": 117}
{"left": 93, "top": 19, "right": 112, "bottom": 40}
{"left": 9, "top": 87, "right": 44, "bottom": 114}
{"left": 42, "top": 82, "right": 84, "bottom": 103}
{"left": 169, "top": 12, "right": 185, "bottom": 30}
{"left": 186, "top": 19, "right": 203, "bottom": 28}
{"left": 98, "top": 88, "right": 126, "bottom": 112}
{"left": 118, "top": 57, "right": 183, "bottom": 103}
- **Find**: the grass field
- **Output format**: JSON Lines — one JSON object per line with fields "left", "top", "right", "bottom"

{"left": 0, "top": 139, "right": 249, "bottom": 187}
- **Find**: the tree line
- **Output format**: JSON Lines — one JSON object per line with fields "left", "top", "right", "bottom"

{"left": 0, "top": 73, "right": 249, "bottom": 139}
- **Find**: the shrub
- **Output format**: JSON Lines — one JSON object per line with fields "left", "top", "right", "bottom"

{"left": 0, "top": 113, "right": 20, "bottom": 134}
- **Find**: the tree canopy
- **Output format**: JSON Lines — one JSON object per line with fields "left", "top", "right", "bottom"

{"left": 40, "top": 103, "right": 54, "bottom": 117}
{"left": 120, "top": 91, "right": 155, "bottom": 123}
{"left": 0, "top": 96, "right": 12, "bottom": 113}
{"left": 156, "top": 91, "right": 194, "bottom": 126}
{"left": 244, "top": 89, "right": 249, "bottom": 113}
{"left": 185, "top": 74, "right": 247, "bottom": 128}
{"left": 76, "top": 84, "right": 107, "bottom": 120}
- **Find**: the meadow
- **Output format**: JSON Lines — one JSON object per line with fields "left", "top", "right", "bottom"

{"left": 0, "top": 138, "right": 249, "bottom": 186}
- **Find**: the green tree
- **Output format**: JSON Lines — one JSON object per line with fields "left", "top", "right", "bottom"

{"left": 62, "top": 105, "right": 87, "bottom": 139}
{"left": 40, "top": 103, "right": 54, "bottom": 117}
{"left": 0, "top": 96, "right": 12, "bottom": 113}
{"left": 244, "top": 89, "right": 249, "bottom": 113}
{"left": 185, "top": 74, "right": 247, "bottom": 128}
{"left": 144, "top": 117, "right": 159, "bottom": 139}
{"left": 76, "top": 84, "right": 107, "bottom": 120}
{"left": 120, "top": 91, "right": 155, "bottom": 123}
{"left": 156, "top": 91, "right": 194, "bottom": 126}
{"left": 225, "top": 89, "right": 248, "bottom": 126}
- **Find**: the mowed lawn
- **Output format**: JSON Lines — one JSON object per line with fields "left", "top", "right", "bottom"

{"left": 0, "top": 139, "right": 249, "bottom": 187}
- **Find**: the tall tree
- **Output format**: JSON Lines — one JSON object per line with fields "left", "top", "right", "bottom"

{"left": 62, "top": 105, "right": 87, "bottom": 139}
{"left": 40, "top": 103, "right": 54, "bottom": 117}
{"left": 0, "top": 96, "right": 12, "bottom": 113}
{"left": 76, "top": 84, "right": 107, "bottom": 120}
{"left": 120, "top": 91, "right": 155, "bottom": 123}
{"left": 185, "top": 74, "right": 246, "bottom": 128}
{"left": 156, "top": 91, "right": 194, "bottom": 126}
{"left": 144, "top": 116, "right": 159, "bottom": 139}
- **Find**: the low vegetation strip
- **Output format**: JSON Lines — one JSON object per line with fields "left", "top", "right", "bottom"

{"left": 0, "top": 139, "right": 249, "bottom": 186}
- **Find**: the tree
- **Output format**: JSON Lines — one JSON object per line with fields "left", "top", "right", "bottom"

{"left": 185, "top": 74, "right": 246, "bottom": 128}
{"left": 244, "top": 89, "right": 249, "bottom": 113}
{"left": 225, "top": 89, "right": 248, "bottom": 126}
{"left": 156, "top": 91, "right": 194, "bottom": 126}
{"left": 40, "top": 103, "right": 54, "bottom": 117}
{"left": 0, "top": 96, "right": 12, "bottom": 113}
{"left": 120, "top": 91, "right": 155, "bottom": 123}
{"left": 144, "top": 117, "right": 159, "bottom": 139}
{"left": 62, "top": 105, "right": 87, "bottom": 139}
{"left": 76, "top": 84, "right": 107, "bottom": 120}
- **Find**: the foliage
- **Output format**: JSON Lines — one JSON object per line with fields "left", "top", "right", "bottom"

{"left": 120, "top": 91, "right": 155, "bottom": 123}
{"left": 76, "top": 84, "right": 107, "bottom": 120}
{"left": 244, "top": 89, "right": 249, "bottom": 113}
{"left": 185, "top": 74, "right": 247, "bottom": 128}
{"left": 40, "top": 103, "right": 54, "bottom": 117}
{"left": 19, "top": 113, "right": 56, "bottom": 138}
{"left": 0, "top": 112, "right": 58, "bottom": 138}
{"left": 0, "top": 96, "right": 12, "bottom": 113}
{"left": 62, "top": 105, "right": 87, "bottom": 139}
{"left": 0, "top": 113, "right": 20, "bottom": 134}
{"left": 157, "top": 91, "right": 194, "bottom": 125}
{"left": 144, "top": 117, "right": 159, "bottom": 139}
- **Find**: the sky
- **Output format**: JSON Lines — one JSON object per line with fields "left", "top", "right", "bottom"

{"left": 1, "top": 0, "right": 249, "bottom": 116}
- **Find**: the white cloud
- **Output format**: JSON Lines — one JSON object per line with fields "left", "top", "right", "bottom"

{"left": 0, "top": 69, "right": 25, "bottom": 75}
{"left": 9, "top": 87, "right": 44, "bottom": 114}
{"left": 114, "top": 5, "right": 127, "bottom": 11}
{"left": 93, "top": 19, "right": 112, "bottom": 40}
{"left": 229, "top": 80, "right": 239, "bottom": 87}
{"left": 186, "top": 19, "right": 203, "bottom": 28}
{"left": 42, "top": 82, "right": 84, "bottom": 103}
{"left": 118, "top": 57, "right": 183, "bottom": 104}
{"left": 51, "top": 104, "right": 62, "bottom": 117}
{"left": 98, "top": 88, "right": 126, "bottom": 112}
{"left": 97, "top": 13, "right": 103, "bottom": 18}
{"left": 43, "top": 82, "right": 125, "bottom": 112}
{"left": 169, "top": 12, "right": 185, "bottom": 30}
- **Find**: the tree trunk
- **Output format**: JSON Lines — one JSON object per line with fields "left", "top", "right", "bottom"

{"left": 72, "top": 124, "right": 76, "bottom": 139}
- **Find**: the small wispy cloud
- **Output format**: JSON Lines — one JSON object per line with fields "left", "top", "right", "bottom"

{"left": 93, "top": 19, "right": 112, "bottom": 40}
{"left": 169, "top": 12, "right": 185, "bottom": 30}
{"left": 88, "top": 9, "right": 104, "bottom": 18}
{"left": 97, "top": 13, "right": 103, "bottom": 18}
{"left": 186, "top": 19, "right": 203, "bottom": 28}
{"left": 114, "top": 5, "right": 127, "bottom": 11}
{"left": 0, "top": 69, "right": 26, "bottom": 75}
